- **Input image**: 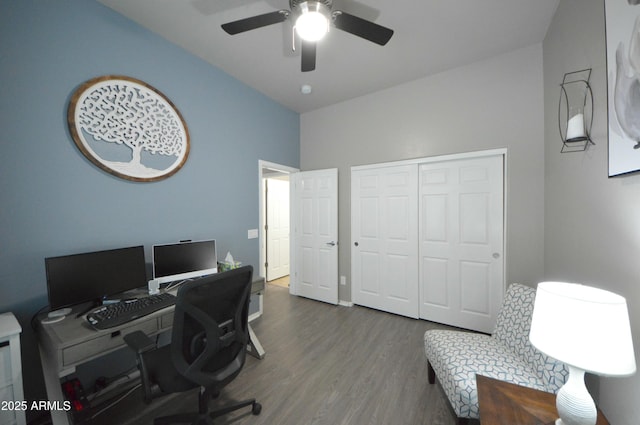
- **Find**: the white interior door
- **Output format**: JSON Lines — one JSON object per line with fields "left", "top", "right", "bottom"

{"left": 419, "top": 155, "right": 504, "bottom": 333}
{"left": 351, "top": 164, "right": 419, "bottom": 318}
{"left": 290, "top": 169, "right": 338, "bottom": 305}
{"left": 266, "top": 178, "right": 290, "bottom": 281}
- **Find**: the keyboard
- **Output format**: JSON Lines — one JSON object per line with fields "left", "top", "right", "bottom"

{"left": 86, "top": 292, "right": 175, "bottom": 330}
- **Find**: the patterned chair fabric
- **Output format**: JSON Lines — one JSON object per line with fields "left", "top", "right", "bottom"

{"left": 423, "top": 283, "right": 569, "bottom": 420}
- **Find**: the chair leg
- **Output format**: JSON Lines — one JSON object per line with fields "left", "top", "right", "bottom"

{"left": 456, "top": 418, "right": 480, "bottom": 425}
{"left": 154, "top": 387, "right": 260, "bottom": 424}
{"left": 199, "top": 387, "right": 210, "bottom": 414}
{"left": 154, "top": 413, "right": 199, "bottom": 425}
{"left": 427, "top": 360, "right": 436, "bottom": 384}
{"left": 210, "top": 398, "right": 261, "bottom": 419}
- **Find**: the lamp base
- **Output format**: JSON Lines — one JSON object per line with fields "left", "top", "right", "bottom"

{"left": 555, "top": 419, "right": 593, "bottom": 425}
{"left": 555, "top": 366, "right": 597, "bottom": 425}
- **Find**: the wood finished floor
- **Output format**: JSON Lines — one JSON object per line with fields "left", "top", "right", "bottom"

{"left": 267, "top": 275, "right": 289, "bottom": 289}
{"left": 89, "top": 284, "right": 458, "bottom": 425}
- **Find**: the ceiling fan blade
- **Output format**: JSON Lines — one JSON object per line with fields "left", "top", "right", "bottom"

{"left": 332, "top": 11, "right": 393, "bottom": 46}
{"left": 221, "top": 10, "right": 289, "bottom": 35}
{"left": 301, "top": 40, "right": 316, "bottom": 72}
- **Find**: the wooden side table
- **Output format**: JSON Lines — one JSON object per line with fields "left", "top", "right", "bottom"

{"left": 477, "top": 374, "right": 609, "bottom": 425}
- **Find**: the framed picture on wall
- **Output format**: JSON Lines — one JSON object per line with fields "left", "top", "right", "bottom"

{"left": 605, "top": 0, "right": 640, "bottom": 176}
{"left": 68, "top": 75, "right": 190, "bottom": 182}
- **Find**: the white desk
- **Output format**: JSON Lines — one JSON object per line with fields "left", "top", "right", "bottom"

{"left": 36, "top": 279, "right": 265, "bottom": 425}
{"left": 0, "top": 312, "right": 25, "bottom": 425}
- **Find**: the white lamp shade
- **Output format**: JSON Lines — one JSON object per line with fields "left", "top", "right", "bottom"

{"left": 530, "top": 281, "right": 636, "bottom": 377}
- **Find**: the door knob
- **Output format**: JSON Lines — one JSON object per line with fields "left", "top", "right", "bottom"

{"left": 354, "top": 242, "right": 359, "bottom": 247}
{"left": 492, "top": 253, "right": 500, "bottom": 259}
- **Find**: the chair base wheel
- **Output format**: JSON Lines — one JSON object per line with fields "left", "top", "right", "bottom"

{"left": 252, "top": 402, "right": 262, "bottom": 415}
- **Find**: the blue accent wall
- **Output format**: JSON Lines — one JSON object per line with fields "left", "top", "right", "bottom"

{"left": 0, "top": 0, "right": 299, "bottom": 407}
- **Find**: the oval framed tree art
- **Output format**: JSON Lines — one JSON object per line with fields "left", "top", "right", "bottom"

{"left": 68, "top": 75, "right": 190, "bottom": 182}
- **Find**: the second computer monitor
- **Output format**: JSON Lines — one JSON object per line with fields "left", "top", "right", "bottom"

{"left": 152, "top": 239, "right": 218, "bottom": 285}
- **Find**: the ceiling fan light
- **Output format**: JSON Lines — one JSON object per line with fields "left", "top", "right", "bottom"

{"left": 295, "top": 2, "right": 329, "bottom": 42}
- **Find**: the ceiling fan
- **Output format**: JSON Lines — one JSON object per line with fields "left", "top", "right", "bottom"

{"left": 221, "top": 0, "right": 394, "bottom": 72}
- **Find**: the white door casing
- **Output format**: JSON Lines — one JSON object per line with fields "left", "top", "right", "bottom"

{"left": 290, "top": 169, "right": 338, "bottom": 305}
{"left": 419, "top": 155, "right": 504, "bottom": 332}
{"left": 351, "top": 164, "right": 419, "bottom": 318}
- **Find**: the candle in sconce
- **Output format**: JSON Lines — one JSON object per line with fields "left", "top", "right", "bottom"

{"left": 566, "top": 113, "right": 585, "bottom": 140}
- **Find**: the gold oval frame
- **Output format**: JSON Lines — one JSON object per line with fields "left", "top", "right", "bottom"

{"left": 68, "top": 75, "right": 190, "bottom": 182}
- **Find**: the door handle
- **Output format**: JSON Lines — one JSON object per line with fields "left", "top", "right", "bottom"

{"left": 326, "top": 241, "right": 337, "bottom": 247}
{"left": 492, "top": 253, "right": 500, "bottom": 259}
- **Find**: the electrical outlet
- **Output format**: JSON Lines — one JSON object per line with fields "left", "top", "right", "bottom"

{"left": 247, "top": 229, "right": 259, "bottom": 239}
{"left": 340, "top": 276, "right": 346, "bottom": 286}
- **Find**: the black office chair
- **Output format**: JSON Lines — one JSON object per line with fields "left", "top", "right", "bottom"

{"left": 124, "top": 265, "right": 261, "bottom": 425}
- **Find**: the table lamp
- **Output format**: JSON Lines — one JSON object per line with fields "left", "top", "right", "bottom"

{"left": 530, "top": 281, "right": 636, "bottom": 425}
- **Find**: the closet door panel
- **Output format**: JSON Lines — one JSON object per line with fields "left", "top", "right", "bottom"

{"left": 351, "top": 153, "right": 504, "bottom": 330}
{"left": 419, "top": 155, "right": 504, "bottom": 333}
{"left": 352, "top": 164, "right": 419, "bottom": 318}
{"left": 421, "top": 257, "right": 449, "bottom": 307}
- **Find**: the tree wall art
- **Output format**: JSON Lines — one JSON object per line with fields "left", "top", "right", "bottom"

{"left": 68, "top": 75, "right": 190, "bottom": 182}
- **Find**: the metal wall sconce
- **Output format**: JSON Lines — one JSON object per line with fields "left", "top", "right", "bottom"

{"left": 559, "top": 69, "right": 594, "bottom": 153}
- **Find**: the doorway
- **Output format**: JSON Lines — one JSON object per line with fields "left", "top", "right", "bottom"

{"left": 258, "top": 160, "right": 298, "bottom": 286}
{"left": 265, "top": 176, "right": 290, "bottom": 282}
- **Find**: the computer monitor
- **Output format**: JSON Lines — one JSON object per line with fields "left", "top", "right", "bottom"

{"left": 45, "top": 245, "right": 148, "bottom": 311}
{"left": 152, "top": 239, "right": 218, "bottom": 285}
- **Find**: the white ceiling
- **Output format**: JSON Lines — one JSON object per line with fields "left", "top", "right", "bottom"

{"left": 97, "top": 0, "right": 559, "bottom": 113}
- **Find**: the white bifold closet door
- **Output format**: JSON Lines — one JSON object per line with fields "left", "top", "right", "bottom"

{"left": 419, "top": 155, "right": 504, "bottom": 333}
{"left": 351, "top": 154, "right": 504, "bottom": 333}
{"left": 351, "top": 164, "right": 419, "bottom": 318}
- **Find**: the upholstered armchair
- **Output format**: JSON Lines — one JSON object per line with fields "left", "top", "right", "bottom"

{"left": 424, "top": 283, "right": 569, "bottom": 424}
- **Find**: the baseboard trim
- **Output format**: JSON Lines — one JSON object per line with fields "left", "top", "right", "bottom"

{"left": 338, "top": 300, "right": 353, "bottom": 307}
{"left": 249, "top": 310, "right": 262, "bottom": 322}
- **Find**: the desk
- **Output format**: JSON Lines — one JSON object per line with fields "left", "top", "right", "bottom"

{"left": 477, "top": 375, "right": 609, "bottom": 425}
{"left": 36, "top": 279, "right": 265, "bottom": 425}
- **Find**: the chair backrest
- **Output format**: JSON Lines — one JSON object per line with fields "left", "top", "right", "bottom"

{"left": 493, "top": 283, "right": 568, "bottom": 393}
{"left": 492, "top": 283, "right": 536, "bottom": 357}
{"left": 170, "top": 265, "right": 253, "bottom": 389}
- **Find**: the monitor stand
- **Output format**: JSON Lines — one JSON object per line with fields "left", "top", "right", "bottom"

{"left": 75, "top": 300, "right": 101, "bottom": 318}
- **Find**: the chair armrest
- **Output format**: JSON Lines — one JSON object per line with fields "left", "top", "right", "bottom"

{"left": 124, "top": 331, "right": 155, "bottom": 354}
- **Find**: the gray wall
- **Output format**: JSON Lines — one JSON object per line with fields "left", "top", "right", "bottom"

{"left": 301, "top": 44, "right": 546, "bottom": 302}
{"left": 543, "top": 0, "right": 640, "bottom": 423}
{"left": 0, "top": 0, "right": 299, "bottom": 412}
